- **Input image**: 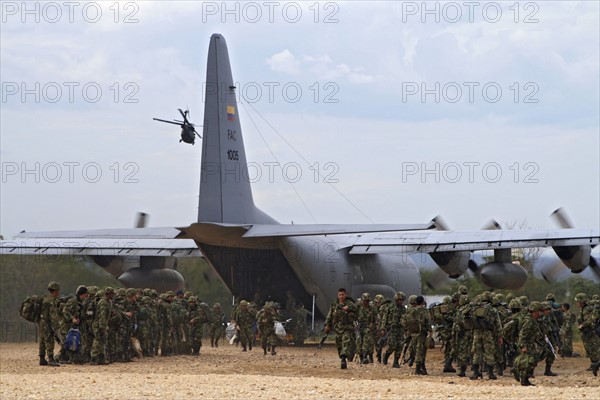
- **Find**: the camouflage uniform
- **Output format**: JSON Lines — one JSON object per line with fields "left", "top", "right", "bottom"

{"left": 379, "top": 292, "right": 406, "bottom": 368}
{"left": 256, "top": 302, "right": 280, "bottom": 355}
{"left": 374, "top": 295, "right": 389, "bottom": 363}
{"left": 159, "top": 293, "right": 174, "bottom": 356}
{"left": 469, "top": 292, "right": 502, "bottom": 380}
{"left": 538, "top": 302, "right": 559, "bottom": 376}
{"left": 575, "top": 293, "right": 600, "bottom": 376}
{"left": 187, "top": 297, "right": 209, "bottom": 355}
{"left": 452, "top": 295, "right": 473, "bottom": 377}
{"left": 559, "top": 304, "right": 575, "bottom": 357}
{"left": 209, "top": 303, "right": 225, "bottom": 347}
{"left": 404, "top": 295, "right": 431, "bottom": 375}
{"left": 171, "top": 294, "right": 186, "bottom": 355}
{"left": 39, "top": 282, "right": 61, "bottom": 366}
{"left": 512, "top": 301, "right": 544, "bottom": 386}
{"left": 91, "top": 288, "right": 114, "bottom": 365}
{"left": 62, "top": 286, "right": 88, "bottom": 364}
{"left": 356, "top": 293, "right": 378, "bottom": 364}
{"left": 80, "top": 286, "right": 98, "bottom": 363}
{"left": 233, "top": 300, "right": 256, "bottom": 351}
{"left": 325, "top": 290, "right": 358, "bottom": 369}
{"left": 502, "top": 299, "right": 524, "bottom": 368}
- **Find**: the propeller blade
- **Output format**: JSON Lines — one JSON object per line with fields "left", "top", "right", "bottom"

{"left": 550, "top": 207, "right": 574, "bottom": 229}
{"left": 425, "top": 268, "right": 452, "bottom": 290}
{"left": 135, "top": 212, "right": 148, "bottom": 228}
{"left": 431, "top": 215, "right": 450, "bottom": 231}
{"left": 539, "top": 259, "right": 570, "bottom": 283}
{"left": 481, "top": 219, "right": 501, "bottom": 230}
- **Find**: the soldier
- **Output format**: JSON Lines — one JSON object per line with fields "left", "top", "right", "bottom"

{"left": 324, "top": 288, "right": 358, "bottom": 369}
{"left": 574, "top": 293, "right": 600, "bottom": 376}
{"left": 434, "top": 295, "right": 456, "bottom": 373}
{"left": 469, "top": 291, "right": 502, "bottom": 380}
{"left": 356, "top": 293, "right": 377, "bottom": 364}
{"left": 209, "top": 303, "right": 225, "bottom": 347}
{"left": 559, "top": 303, "right": 575, "bottom": 357}
{"left": 171, "top": 290, "right": 186, "bottom": 355}
{"left": 380, "top": 292, "right": 406, "bottom": 368}
{"left": 187, "top": 296, "right": 209, "bottom": 355}
{"left": 39, "top": 281, "right": 61, "bottom": 367}
{"left": 374, "top": 294, "right": 390, "bottom": 363}
{"left": 80, "top": 286, "right": 97, "bottom": 363}
{"left": 233, "top": 300, "right": 256, "bottom": 351}
{"left": 293, "top": 303, "right": 308, "bottom": 345}
{"left": 413, "top": 295, "right": 432, "bottom": 375}
{"left": 62, "top": 285, "right": 89, "bottom": 364}
{"left": 512, "top": 301, "right": 544, "bottom": 386}
{"left": 256, "top": 302, "right": 280, "bottom": 355}
{"left": 538, "top": 302, "right": 559, "bottom": 376}
{"left": 503, "top": 298, "right": 524, "bottom": 368}
{"left": 403, "top": 295, "right": 418, "bottom": 367}
{"left": 158, "top": 292, "right": 174, "bottom": 356}
{"left": 121, "top": 288, "right": 138, "bottom": 361}
{"left": 492, "top": 294, "right": 509, "bottom": 376}
{"left": 453, "top": 294, "right": 473, "bottom": 377}
{"left": 91, "top": 288, "right": 114, "bottom": 365}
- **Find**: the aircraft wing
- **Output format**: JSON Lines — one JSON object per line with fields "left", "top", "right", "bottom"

{"left": 1, "top": 227, "right": 202, "bottom": 257}
{"left": 242, "top": 223, "right": 436, "bottom": 238}
{"left": 348, "top": 228, "right": 599, "bottom": 254}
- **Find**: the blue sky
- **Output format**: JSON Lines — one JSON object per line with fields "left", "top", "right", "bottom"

{"left": 1, "top": 1, "right": 598, "bottom": 237}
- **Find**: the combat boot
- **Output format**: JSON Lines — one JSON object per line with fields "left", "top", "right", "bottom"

{"left": 443, "top": 360, "right": 456, "bottom": 373}
{"left": 520, "top": 376, "right": 534, "bottom": 386}
{"left": 39, "top": 356, "right": 48, "bottom": 366}
{"left": 469, "top": 364, "right": 481, "bottom": 380}
{"left": 210, "top": 340, "right": 214, "bottom": 348}
{"left": 496, "top": 363, "right": 504, "bottom": 376}
{"left": 376, "top": 350, "right": 382, "bottom": 363}
{"left": 420, "top": 363, "right": 428, "bottom": 375}
{"left": 98, "top": 355, "right": 108, "bottom": 365}
{"left": 392, "top": 355, "right": 400, "bottom": 368}
{"left": 591, "top": 360, "right": 599, "bottom": 377}
{"left": 214, "top": 339, "right": 219, "bottom": 348}
{"left": 457, "top": 365, "right": 467, "bottom": 377}
{"left": 368, "top": 353, "right": 374, "bottom": 364}
{"left": 341, "top": 355, "right": 347, "bottom": 369}
{"left": 510, "top": 367, "right": 519, "bottom": 382}
{"left": 248, "top": 342, "right": 252, "bottom": 351}
{"left": 486, "top": 364, "right": 497, "bottom": 380}
{"left": 544, "top": 364, "right": 558, "bottom": 376}
{"left": 414, "top": 362, "right": 422, "bottom": 375}
{"left": 242, "top": 345, "right": 247, "bottom": 352}
{"left": 407, "top": 355, "right": 415, "bottom": 367}
{"left": 382, "top": 351, "right": 391, "bottom": 365}
{"left": 271, "top": 346, "right": 276, "bottom": 356}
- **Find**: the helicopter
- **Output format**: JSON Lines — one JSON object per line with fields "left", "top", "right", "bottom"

{"left": 153, "top": 108, "right": 201, "bottom": 145}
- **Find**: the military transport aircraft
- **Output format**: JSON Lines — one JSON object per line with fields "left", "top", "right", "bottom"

{"left": 1, "top": 34, "right": 598, "bottom": 317}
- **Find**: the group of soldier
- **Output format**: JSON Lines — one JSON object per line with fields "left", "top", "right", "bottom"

{"left": 33, "top": 281, "right": 309, "bottom": 366}
{"left": 323, "top": 286, "right": 600, "bottom": 386}
{"left": 35, "top": 281, "right": 227, "bottom": 366}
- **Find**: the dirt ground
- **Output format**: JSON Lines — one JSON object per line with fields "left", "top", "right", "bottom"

{"left": 0, "top": 341, "right": 598, "bottom": 400}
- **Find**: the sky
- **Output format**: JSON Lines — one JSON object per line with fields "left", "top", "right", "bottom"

{"left": 1, "top": 1, "right": 599, "bottom": 239}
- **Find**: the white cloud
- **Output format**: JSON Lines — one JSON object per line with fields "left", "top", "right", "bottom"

{"left": 266, "top": 50, "right": 375, "bottom": 83}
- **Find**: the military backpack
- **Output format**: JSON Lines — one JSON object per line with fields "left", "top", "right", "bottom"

{"left": 19, "top": 295, "right": 42, "bottom": 323}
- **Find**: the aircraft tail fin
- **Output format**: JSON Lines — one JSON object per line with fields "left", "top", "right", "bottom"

{"left": 198, "top": 34, "right": 275, "bottom": 225}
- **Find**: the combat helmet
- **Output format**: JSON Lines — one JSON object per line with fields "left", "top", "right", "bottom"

{"left": 394, "top": 291, "right": 406, "bottom": 301}
{"left": 509, "top": 299, "right": 521, "bottom": 310}
{"left": 408, "top": 295, "right": 417, "bottom": 305}
{"left": 47, "top": 281, "right": 61, "bottom": 291}
{"left": 574, "top": 293, "right": 588, "bottom": 303}
{"left": 374, "top": 294, "right": 385, "bottom": 303}
{"left": 361, "top": 293, "right": 371, "bottom": 301}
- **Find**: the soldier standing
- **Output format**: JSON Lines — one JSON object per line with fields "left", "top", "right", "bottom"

{"left": 187, "top": 296, "right": 209, "bottom": 355}
{"left": 324, "top": 288, "right": 358, "bottom": 369}
{"left": 512, "top": 301, "right": 544, "bottom": 386}
{"left": 39, "top": 281, "right": 61, "bottom": 367}
{"left": 575, "top": 293, "right": 600, "bottom": 376}
{"left": 91, "top": 288, "right": 114, "bottom": 365}
{"left": 452, "top": 294, "right": 473, "bottom": 377}
{"left": 379, "top": 292, "right": 406, "bottom": 368}
{"left": 411, "top": 295, "right": 432, "bottom": 375}
{"left": 469, "top": 291, "right": 502, "bottom": 380}
{"left": 62, "top": 285, "right": 89, "bottom": 364}
{"left": 559, "top": 303, "right": 575, "bottom": 357}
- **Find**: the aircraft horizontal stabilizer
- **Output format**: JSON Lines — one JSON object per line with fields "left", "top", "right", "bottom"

{"left": 242, "top": 223, "right": 435, "bottom": 238}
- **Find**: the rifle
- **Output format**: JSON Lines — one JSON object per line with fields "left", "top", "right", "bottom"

{"left": 544, "top": 335, "right": 557, "bottom": 358}
{"left": 377, "top": 328, "right": 389, "bottom": 350}
{"left": 401, "top": 335, "right": 413, "bottom": 364}
{"left": 314, "top": 331, "right": 329, "bottom": 355}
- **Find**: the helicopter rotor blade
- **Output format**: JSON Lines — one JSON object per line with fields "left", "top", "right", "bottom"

{"left": 153, "top": 118, "right": 182, "bottom": 126}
